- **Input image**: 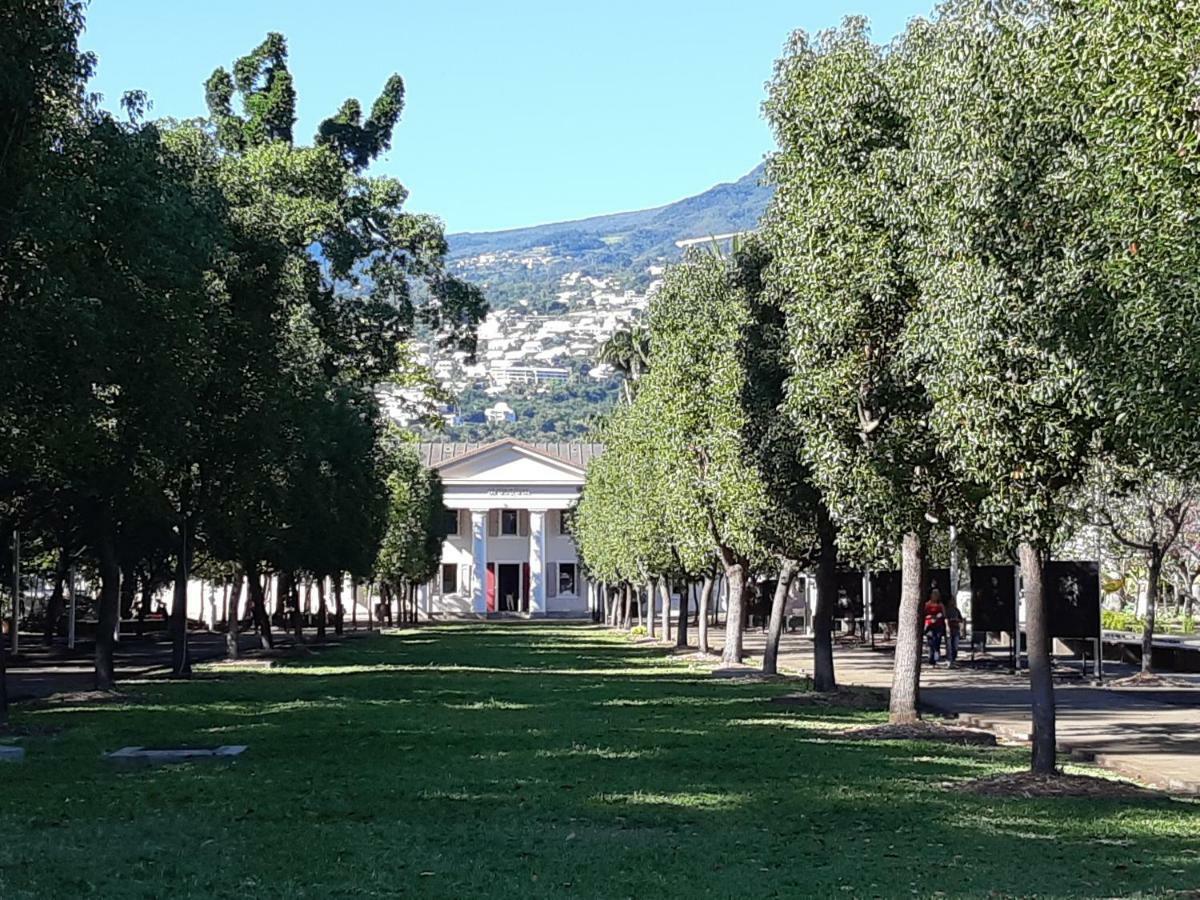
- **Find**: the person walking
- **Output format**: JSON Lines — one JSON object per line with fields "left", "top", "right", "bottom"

{"left": 945, "top": 594, "right": 964, "bottom": 667}
{"left": 923, "top": 587, "right": 946, "bottom": 666}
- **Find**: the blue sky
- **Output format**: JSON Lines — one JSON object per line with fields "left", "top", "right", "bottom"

{"left": 81, "top": 1, "right": 930, "bottom": 233}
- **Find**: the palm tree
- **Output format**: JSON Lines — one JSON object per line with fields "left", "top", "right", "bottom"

{"left": 598, "top": 325, "right": 651, "bottom": 404}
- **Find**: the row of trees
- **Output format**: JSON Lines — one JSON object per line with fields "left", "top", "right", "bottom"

{"left": 0, "top": 3, "right": 483, "bottom": 697}
{"left": 577, "top": 0, "right": 1200, "bottom": 774}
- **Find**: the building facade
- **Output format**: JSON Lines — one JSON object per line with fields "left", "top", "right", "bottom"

{"left": 417, "top": 440, "right": 603, "bottom": 618}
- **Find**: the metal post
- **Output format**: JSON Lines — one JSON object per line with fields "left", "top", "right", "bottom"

{"left": 868, "top": 571, "right": 878, "bottom": 648}
{"left": 11, "top": 530, "right": 19, "bottom": 655}
{"left": 1013, "top": 564, "right": 1022, "bottom": 673}
{"left": 68, "top": 566, "right": 77, "bottom": 650}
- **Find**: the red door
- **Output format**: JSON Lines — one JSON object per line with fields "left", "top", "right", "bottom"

{"left": 486, "top": 563, "right": 496, "bottom": 613}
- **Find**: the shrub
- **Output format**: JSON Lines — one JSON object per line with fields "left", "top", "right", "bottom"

{"left": 1101, "top": 609, "right": 1142, "bottom": 632}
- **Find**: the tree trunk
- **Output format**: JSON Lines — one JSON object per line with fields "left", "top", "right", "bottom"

{"left": 622, "top": 583, "right": 632, "bottom": 630}
{"left": 273, "top": 571, "right": 286, "bottom": 621}
{"left": 646, "top": 579, "right": 656, "bottom": 638}
{"left": 245, "top": 562, "right": 274, "bottom": 650}
{"left": 317, "top": 577, "right": 328, "bottom": 640}
{"left": 720, "top": 556, "right": 747, "bottom": 665}
{"left": 763, "top": 559, "right": 798, "bottom": 676}
{"left": 95, "top": 531, "right": 121, "bottom": 690}
{"left": 171, "top": 521, "right": 191, "bottom": 677}
{"left": 334, "top": 575, "right": 345, "bottom": 635}
{"left": 226, "top": 569, "right": 243, "bottom": 659}
{"left": 889, "top": 531, "right": 926, "bottom": 725}
{"left": 676, "top": 580, "right": 689, "bottom": 649}
{"left": 1142, "top": 550, "right": 1161, "bottom": 674}
{"left": 1020, "top": 541, "right": 1057, "bottom": 774}
{"left": 137, "top": 576, "right": 152, "bottom": 637}
{"left": 660, "top": 577, "right": 671, "bottom": 642}
{"left": 813, "top": 507, "right": 838, "bottom": 692}
{"left": 119, "top": 562, "right": 137, "bottom": 621}
{"left": 285, "top": 572, "right": 303, "bottom": 642}
{"left": 697, "top": 575, "right": 713, "bottom": 654}
{"left": 43, "top": 548, "right": 68, "bottom": 645}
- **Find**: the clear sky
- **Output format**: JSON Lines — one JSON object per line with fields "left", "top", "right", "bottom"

{"left": 80, "top": 1, "right": 930, "bottom": 233}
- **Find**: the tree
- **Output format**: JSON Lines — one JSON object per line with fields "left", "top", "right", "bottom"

{"left": 375, "top": 443, "right": 446, "bottom": 619}
{"left": 731, "top": 239, "right": 823, "bottom": 678}
{"left": 639, "top": 252, "right": 770, "bottom": 665}
{"left": 904, "top": 0, "right": 1200, "bottom": 771}
{"left": 763, "top": 19, "right": 966, "bottom": 718}
{"left": 1089, "top": 467, "right": 1195, "bottom": 674}
{"left": 597, "top": 326, "right": 651, "bottom": 404}
{"left": 1, "top": 19, "right": 483, "bottom": 688}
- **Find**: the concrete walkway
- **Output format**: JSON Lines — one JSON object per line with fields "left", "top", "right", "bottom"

{"left": 721, "top": 626, "right": 1200, "bottom": 795}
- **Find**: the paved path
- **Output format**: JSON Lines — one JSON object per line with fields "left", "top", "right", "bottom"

{"left": 717, "top": 626, "right": 1200, "bottom": 795}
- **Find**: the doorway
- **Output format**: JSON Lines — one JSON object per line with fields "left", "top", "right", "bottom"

{"left": 497, "top": 563, "right": 522, "bottom": 612}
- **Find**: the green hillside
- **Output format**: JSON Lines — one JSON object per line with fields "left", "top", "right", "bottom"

{"left": 447, "top": 164, "right": 770, "bottom": 266}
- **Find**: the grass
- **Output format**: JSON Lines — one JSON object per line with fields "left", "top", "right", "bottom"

{"left": 0, "top": 623, "right": 1197, "bottom": 898}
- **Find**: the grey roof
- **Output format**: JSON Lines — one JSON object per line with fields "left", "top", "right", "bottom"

{"left": 417, "top": 438, "right": 604, "bottom": 471}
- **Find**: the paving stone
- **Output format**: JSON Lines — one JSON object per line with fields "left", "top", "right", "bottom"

{"left": 105, "top": 745, "right": 246, "bottom": 764}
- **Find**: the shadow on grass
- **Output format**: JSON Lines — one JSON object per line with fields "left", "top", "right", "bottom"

{"left": 0, "top": 622, "right": 1196, "bottom": 899}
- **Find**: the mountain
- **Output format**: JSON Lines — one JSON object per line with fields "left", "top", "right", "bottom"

{"left": 447, "top": 163, "right": 771, "bottom": 266}
{"left": 413, "top": 166, "right": 774, "bottom": 442}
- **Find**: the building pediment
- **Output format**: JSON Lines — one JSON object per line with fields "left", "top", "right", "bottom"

{"left": 423, "top": 439, "right": 599, "bottom": 486}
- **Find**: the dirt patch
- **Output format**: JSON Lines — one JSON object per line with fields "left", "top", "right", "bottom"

{"left": 772, "top": 686, "right": 890, "bottom": 711}
{"left": 204, "top": 658, "right": 275, "bottom": 670}
{"left": 1106, "top": 671, "right": 1194, "bottom": 689}
{"left": 838, "top": 721, "right": 997, "bottom": 746}
{"left": 29, "top": 690, "right": 132, "bottom": 708}
{"left": 955, "top": 771, "right": 1160, "bottom": 799}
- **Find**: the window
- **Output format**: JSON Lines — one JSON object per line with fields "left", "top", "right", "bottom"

{"left": 559, "top": 509, "right": 575, "bottom": 536}
{"left": 444, "top": 508, "right": 459, "bottom": 535}
{"left": 558, "top": 562, "right": 577, "bottom": 596}
{"left": 501, "top": 509, "right": 519, "bottom": 535}
{"left": 441, "top": 563, "right": 458, "bottom": 594}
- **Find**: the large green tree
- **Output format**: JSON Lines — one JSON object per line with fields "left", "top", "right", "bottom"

{"left": 763, "top": 20, "right": 970, "bottom": 719}
{"left": 905, "top": 0, "right": 1200, "bottom": 770}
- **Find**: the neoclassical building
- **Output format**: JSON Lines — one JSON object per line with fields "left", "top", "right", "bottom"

{"left": 416, "top": 439, "right": 603, "bottom": 618}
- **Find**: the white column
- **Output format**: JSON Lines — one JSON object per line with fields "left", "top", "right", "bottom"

{"left": 470, "top": 510, "right": 488, "bottom": 615}
{"left": 528, "top": 509, "right": 546, "bottom": 615}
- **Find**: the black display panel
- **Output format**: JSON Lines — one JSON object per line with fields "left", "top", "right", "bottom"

{"left": 835, "top": 570, "right": 865, "bottom": 619}
{"left": 869, "top": 571, "right": 901, "bottom": 625}
{"left": 971, "top": 565, "right": 1017, "bottom": 633}
{"left": 1046, "top": 560, "right": 1101, "bottom": 639}
{"left": 868, "top": 569, "right": 952, "bottom": 625}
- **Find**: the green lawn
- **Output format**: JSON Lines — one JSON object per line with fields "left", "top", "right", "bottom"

{"left": 1, "top": 624, "right": 1197, "bottom": 898}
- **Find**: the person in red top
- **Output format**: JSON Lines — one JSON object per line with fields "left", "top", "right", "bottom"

{"left": 922, "top": 588, "right": 946, "bottom": 666}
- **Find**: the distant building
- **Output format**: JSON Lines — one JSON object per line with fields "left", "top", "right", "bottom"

{"left": 488, "top": 365, "right": 570, "bottom": 388}
{"left": 416, "top": 439, "right": 604, "bottom": 618}
{"left": 485, "top": 401, "right": 516, "bottom": 424}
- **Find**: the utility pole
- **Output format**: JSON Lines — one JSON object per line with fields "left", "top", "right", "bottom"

{"left": 11, "top": 530, "right": 19, "bottom": 655}
{"left": 67, "top": 565, "right": 77, "bottom": 650}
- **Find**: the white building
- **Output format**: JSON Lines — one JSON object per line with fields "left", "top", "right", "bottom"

{"left": 484, "top": 401, "right": 516, "bottom": 423}
{"left": 417, "top": 440, "right": 603, "bottom": 618}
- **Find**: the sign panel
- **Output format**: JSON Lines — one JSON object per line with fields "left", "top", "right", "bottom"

{"left": 970, "top": 565, "right": 1017, "bottom": 633}
{"left": 835, "top": 571, "right": 864, "bottom": 620}
{"left": 1046, "top": 560, "right": 1101, "bottom": 639}
{"left": 868, "top": 569, "right": 952, "bottom": 625}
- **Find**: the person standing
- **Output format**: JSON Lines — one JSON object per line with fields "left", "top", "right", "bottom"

{"left": 923, "top": 587, "right": 946, "bottom": 665}
{"left": 945, "top": 594, "right": 964, "bottom": 667}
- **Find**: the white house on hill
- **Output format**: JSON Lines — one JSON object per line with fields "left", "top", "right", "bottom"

{"left": 416, "top": 439, "right": 603, "bottom": 618}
